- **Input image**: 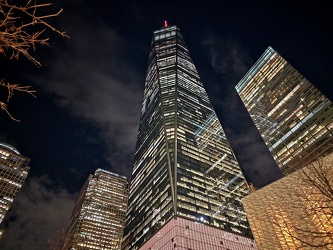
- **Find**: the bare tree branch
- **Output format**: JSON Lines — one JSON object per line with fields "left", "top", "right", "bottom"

{"left": 0, "top": 78, "right": 36, "bottom": 121}
{"left": 243, "top": 154, "right": 333, "bottom": 249}
{"left": 0, "top": 0, "right": 69, "bottom": 121}
{"left": 0, "top": 0, "right": 69, "bottom": 66}
{"left": 270, "top": 155, "right": 333, "bottom": 248}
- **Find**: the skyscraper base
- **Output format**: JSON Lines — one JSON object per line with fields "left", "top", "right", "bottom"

{"left": 139, "top": 216, "right": 257, "bottom": 250}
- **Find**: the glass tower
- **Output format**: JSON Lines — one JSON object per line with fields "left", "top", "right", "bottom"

{"left": 0, "top": 142, "right": 30, "bottom": 229}
{"left": 235, "top": 46, "right": 333, "bottom": 175}
{"left": 122, "top": 25, "right": 253, "bottom": 250}
{"left": 63, "top": 168, "right": 129, "bottom": 250}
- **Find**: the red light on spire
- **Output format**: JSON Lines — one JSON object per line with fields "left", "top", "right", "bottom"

{"left": 164, "top": 21, "right": 168, "bottom": 27}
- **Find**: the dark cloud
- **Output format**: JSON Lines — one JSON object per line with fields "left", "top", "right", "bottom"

{"left": 0, "top": 1, "right": 331, "bottom": 248}
{"left": 30, "top": 2, "right": 144, "bottom": 170}
{"left": 225, "top": 124, "right": 283, "bottom": 188}
{"left": 203, "top": 35, "right": 252, "bottom": 85}
{"left": 202, "top": 34, "right": 283, "bottom": 188}
{"left": 0, "top": 176, "right": 76, "bottom": 250}
{"left": 1, "top": 6, "right": 146, "bottom": 247}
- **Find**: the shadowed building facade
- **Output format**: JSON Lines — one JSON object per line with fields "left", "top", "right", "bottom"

{"left": 0, "top": 142, "right": 30, "bottom": 235}
{"left": 235, "top": 46, "right": 333, "bottom": 176}
{"left": 122, "top": 24, "right": 256, "bottom": 250}
{"left": 63, "top": 168, "right": 129, "bottom": 249}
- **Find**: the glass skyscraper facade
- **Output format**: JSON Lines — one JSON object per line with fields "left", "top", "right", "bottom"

{"left": 236, "top": 47, "right": 333, "bottom": 175}
{"left": 122, "top": 25, "right": 254, "bottom": 250}
{"left": 63, "top": 168, "right": 129, "bottom": 250}
{"left": 0, "top": 142, "right": 30, "bottom": 227}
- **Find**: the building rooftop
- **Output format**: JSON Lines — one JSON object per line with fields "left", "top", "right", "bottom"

{"left": 0, "top": 142, "right": 20, "bottom": 155}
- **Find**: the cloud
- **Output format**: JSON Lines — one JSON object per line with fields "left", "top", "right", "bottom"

{"left": 225, "top": 124, "right": 283, "bottom": 187}
{"left": 0, "top": 176, "right": 76, "bottom": 250}
{"left": 200, "top": 34, "right": 253, "bottom": 117}
{"left": 202, "top": 34, "right": 283, "bottom": 188}
{"left": 30, "top": 1, "right": 144, "bottom": 170}
{"left": 203, "top": 35, "right": 251, "bottom": 85}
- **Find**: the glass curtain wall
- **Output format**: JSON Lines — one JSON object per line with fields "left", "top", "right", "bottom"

{"left": 123, "top": 25, "right": 251, "bottom": 250}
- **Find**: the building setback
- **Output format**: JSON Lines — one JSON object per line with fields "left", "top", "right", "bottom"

{"left": 63, "top": 168, "right": 129, "bottom": 250}
{"left": 235, "top": 46, "right": 333, "bottom": 175}
{"left": 0, "top": 143, "right": 30, "bottom": 238}
{"left": 122, "top": 24, "right": 256, "bottom": 250}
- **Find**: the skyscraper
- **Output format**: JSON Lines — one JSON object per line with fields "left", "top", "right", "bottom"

{"left": 63, "top": 168, "right": 129, "bottom": 250}
{"left": 235, "top": 46, "right": 333, "bottom": 175}
{"left": 122, "top": 24, "right": 255, "bottom": 250}
{"left": 0, "top": 142, "right": 30, "bottom": 228}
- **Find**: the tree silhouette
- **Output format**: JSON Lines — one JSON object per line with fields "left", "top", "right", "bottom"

{"left": 286, "top": 154, "right": 333, "bottom": 248}
{"left": 243, "top": 153, "right": 333, "bottom": 249}
{"left": 0, "top": 0, "right": 68, "bottom": 121}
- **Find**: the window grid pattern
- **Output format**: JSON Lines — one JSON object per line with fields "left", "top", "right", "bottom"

{"left": 63, "top": 169, "right": 129, "bottom": 250}
{"left": 123, "top": 25, "right": 252, "bottom": 250}
{"left": 236, "top": 46, "right": 333, "bottom": 175}
{"left": 0, "top": 143, "right": 29, "bottom": 225}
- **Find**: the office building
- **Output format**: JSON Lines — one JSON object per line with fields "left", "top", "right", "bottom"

{"left": 63, "top": 168, "right": 129, "bottom": 250}
{"left": 242, "top": 152, "right": 333, "bottom": 249}
{"left": 122, "top": 24, "right": 256, "bottom": 250}
{"left": 235, "top": 46, "right": 333, "bottom": 175}
{"left": 0, "top": 142, "right": 30, "bottom": 225}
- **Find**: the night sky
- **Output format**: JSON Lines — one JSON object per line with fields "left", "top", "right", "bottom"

{"left": 0, "top": 0, "right": 332, "bottom": 249}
